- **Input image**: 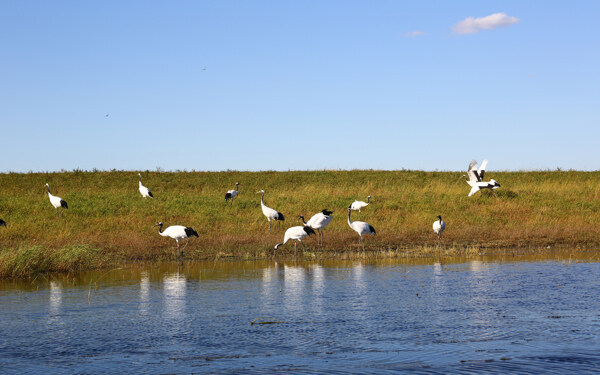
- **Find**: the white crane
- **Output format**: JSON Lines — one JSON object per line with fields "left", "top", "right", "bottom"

{"left": 225, "top": 182, "right": 240, "bottom": 204}
{"left": 274, "top": 225, "right": 316, "bottom": 254}
{"left": 138, "top": 173, "right": 154, "bottom": 198}
{"left": 463, "top": 159, "right": 501, "bottom": 197}
{"left": 432, "top": 215, "right": 446, "bottom": 246}
{"left": 299, "top": 209, "right": 333, "bottom": 246}
{"left": 257, "top": 190, "right": 285, "bottom": 232}
{"left": 155, "top": 222, "right": 199, "bottom": 257}
{"left": 347, "top": 207, "right": 376, "bottom": 251}
{"left": 45, "top": 183, "right": 68, "bottom": 214}
{"left": 349, "top": 195, "right": 371, "bottom": 219}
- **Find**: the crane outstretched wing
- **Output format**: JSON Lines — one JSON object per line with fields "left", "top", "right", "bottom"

{"left": 467, "top": 160, "right": 481, "bottom": 182}
{"left": 468, "top": 185, "right": 480, "bottom": 197}
{"left": 478, "top": 159, "right": 488, "bottom": 181}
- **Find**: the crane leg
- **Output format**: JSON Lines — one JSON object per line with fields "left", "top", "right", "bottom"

{"left": 182, "top": 238, "right": 189, "bottom": 257}
{"left": 269, "top": 220, "right": 272, "bottom": 233}
{"left": 294, "top": 241, "right": 297, "bottom": 255}
{"left": 358, "top": 210, "right": 361, "bottom": 220}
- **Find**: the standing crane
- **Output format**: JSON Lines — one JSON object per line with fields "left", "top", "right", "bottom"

{"left": 274, "top": 225, "right": 316, "bottom": 254}
{"left": 347, "top": 207, "right": 376, "bottom": 251}
{"left": 155, "top": 222, "right": 199, "bottom": 257}
{"left": 225, "top": 182, "right": 240, "bottom": 204}
{"left": 138, "top": 173, "right": 154, "bottom": 198}
{"left": 299, "top": 209, "right": 333, "bottom": 246}
{"left": 45, "top": 183, "right": 68, "bottom": 215}
{"left": 432, "top": 215, "right": 446, "bottom": 247}
{"left": 257, "top": 190, "right": 285, "bottom": 232}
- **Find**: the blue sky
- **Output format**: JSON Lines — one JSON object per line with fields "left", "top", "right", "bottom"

{"left": 1, "top": 1, "right": 598, "bottom": 172}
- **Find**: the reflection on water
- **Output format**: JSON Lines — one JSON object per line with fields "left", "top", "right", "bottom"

{"left": 48, "top": 281, "right": 62, "bottom": 316}
{"left": 283, "top": 264, "right": 305, "bottom": 315}
{"left": 139, "top": 271, "right": 150, "bottom": 315}
{"left": 1, "top": 252, "right": 600, "bottom": 374}
{"left": 162, "top": 272, "right": 186, "bottom": 322}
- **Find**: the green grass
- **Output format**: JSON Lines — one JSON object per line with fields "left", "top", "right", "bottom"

{"left": 0, "top": 169, "right": 599, "bottom": 277}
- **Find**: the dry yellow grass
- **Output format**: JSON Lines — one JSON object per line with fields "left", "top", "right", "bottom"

{"left": 0, "top": 169, "right": 599, "bottom": 277}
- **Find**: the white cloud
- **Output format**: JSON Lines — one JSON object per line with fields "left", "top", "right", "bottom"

{"left": 400, "top": 31, "right": 425, "bottom": 38}
{"left": 452, "top": 13, "right": 519, "bottom": 35}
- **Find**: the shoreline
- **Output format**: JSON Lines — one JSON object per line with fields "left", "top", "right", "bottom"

{"left": 2, "top": 243, "right": 599, "bottom": 279}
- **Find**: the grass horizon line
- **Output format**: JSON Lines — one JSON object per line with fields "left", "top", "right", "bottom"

{"left": 1, "top": 167, "right": 598, "bottom": 175}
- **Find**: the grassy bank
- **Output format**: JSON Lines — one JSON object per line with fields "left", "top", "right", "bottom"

{"left": 1, "top": 169, "right": 599, "bottom": 277}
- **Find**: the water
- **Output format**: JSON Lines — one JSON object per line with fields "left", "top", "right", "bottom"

{"left": 1, "top": 256, "right": 600, "bottom": 374}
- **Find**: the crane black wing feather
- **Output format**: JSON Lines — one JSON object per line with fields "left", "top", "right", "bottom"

{"left": 368, "top": 225, "right": 376, "bottom": 235}
{"left": 60, "top": 199, "right": 68, "bottom": 209}
{"left": 303, "top": 227, "right": 316, "bottom": 236}
{"left": 0, "top": 219, "right": 6, "bottom": 227}
{"left": 148, "top": 190, "right": 154, "bottom": 198}
{"left": 185, "top": 227, "right": 199, "bottom": 238}
{"left": 277, "top": 212, "right": 285, "bottom": 221}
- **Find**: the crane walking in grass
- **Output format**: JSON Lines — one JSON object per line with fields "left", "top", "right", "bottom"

{"left": 274, "top": 225, "right": 316, "bottom": 255}
{"left": 138, "top": 173, "right": 154, "bottom": 198}
{"left": 433, "top": 215, "right": 446, "bottom": 247}
{"left": 463, "top": 160, "right": 501, "bottom": 197}
{"left": 155, "top": 222, "right": 199, "bottom": 258}
{"left": 225, "top": 182, "right": 240, "bottom": 204}
{"left": 299, "top": 209, "right": 333, "bottom": 246}
{"left": 350, "top": 196, "right": 371, "bottom": 219}
{"left": 46, "top": 183, "right": 68, "bottom": 215}
{"left": 257, "top": 190, "right": 285, "bottom": 232}
{"left": 347, "top": 207, "right": 376, "bottom": 251}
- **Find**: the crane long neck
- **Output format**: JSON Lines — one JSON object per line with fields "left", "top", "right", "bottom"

{"left": 260, "top": 192, "right": 265, "bottom": 207}
{"left": 348, "top": 210, "right": 353, "bottom": 225}
{"left": 300, "top": 216, "right": 307, "bottom": 225}
{"left": 367, "top": 196, "right": 370, "bottom": 203}
{"left": 157, "top": 224, "right": 164, "bottom": 234}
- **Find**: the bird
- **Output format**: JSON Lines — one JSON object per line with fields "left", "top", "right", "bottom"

{"left": 155, "top": 222, "right": 199, "bottom": 257}
{"left": 347, "top": 207, "right": 376, "bottom": 251}
{"left": 225, "top": 182, "right": 240, "bottom": 204}
{"left": 45, "top": 183, "right": 68, "bottom": 214}
{"left": 138, "top": 173, "right": 154, "bottom": 198}
{"left": 274, "top": 225, "right": 316, "bottom": 254}
{"left": 433, "top": 215, "right": 446, "bottom": 246}
{"left": 463, "top": 159, "right": 501, "bottom": 197}
{"left": 299, "top": 209, "right": 333, "bottom": 246}
{"left": 0, "top": 219, "right": 5, "bottom": 227}
{"left": 257, "top": 190, "right": 285, "bottom": 232}
{"left": 349, "top": 195, "right": 372, "bottom": 219}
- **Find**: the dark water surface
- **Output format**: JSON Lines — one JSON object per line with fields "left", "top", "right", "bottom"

{"left": 1, "top": 255, "right": 600, "bottom": 374}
